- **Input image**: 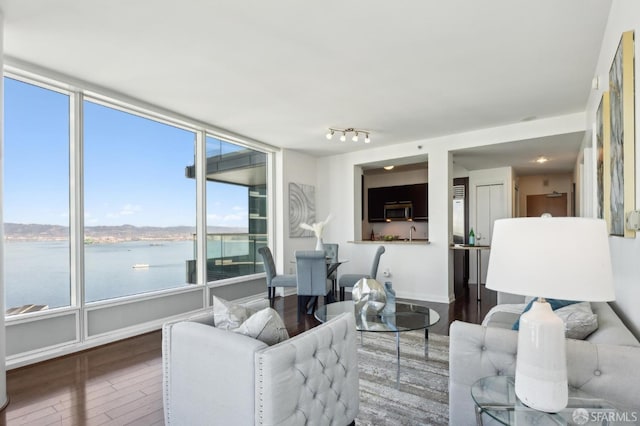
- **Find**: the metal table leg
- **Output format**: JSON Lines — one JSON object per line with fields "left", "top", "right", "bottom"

{"left": 476, "top": 249, "right": 482, "bottom": 301}
{"left": 425, "top": 328, "right": 429, "bottom": 357}
{"left": 395, "top": 332, "right": 401, "bottom": 388}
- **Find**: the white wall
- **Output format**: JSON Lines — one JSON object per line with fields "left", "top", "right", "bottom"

{"left": 280, "top": 149, "right": 320, "bottom": 273}
{"left": 584, "top": 0, "right": 640, "bottom": 337}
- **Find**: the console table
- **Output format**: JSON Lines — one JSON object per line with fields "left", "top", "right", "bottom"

{"left": 450, "top": 244, "right": 490, "bottom": 301}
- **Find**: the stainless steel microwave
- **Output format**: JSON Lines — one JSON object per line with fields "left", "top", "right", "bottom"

{"left": 384, "top": 203, "right": 413, "bottom": 221}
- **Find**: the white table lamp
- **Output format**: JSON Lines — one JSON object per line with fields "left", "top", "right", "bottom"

{"left": 485, "top": 217, "right": 614, "bottom": 413}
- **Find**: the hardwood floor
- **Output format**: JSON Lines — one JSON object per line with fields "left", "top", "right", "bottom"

{"left": 1, "top": 288, "right": 495, "bottom": 425}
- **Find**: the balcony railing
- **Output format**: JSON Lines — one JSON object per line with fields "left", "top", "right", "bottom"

{"left": 186, "top": 233, "right": 267, "bottom": 283}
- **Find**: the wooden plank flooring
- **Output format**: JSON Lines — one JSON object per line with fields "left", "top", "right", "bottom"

{"left": 1, "top": 287, "right": 495, "bottom": 425}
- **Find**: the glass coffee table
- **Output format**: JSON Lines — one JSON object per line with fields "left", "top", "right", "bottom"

{"left": 314, "top": 300, "right": 440, "bottom": 365}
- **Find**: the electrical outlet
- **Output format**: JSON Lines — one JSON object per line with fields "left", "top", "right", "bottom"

{"left": 626, "top": 210, "right": 640, "bottom": 231}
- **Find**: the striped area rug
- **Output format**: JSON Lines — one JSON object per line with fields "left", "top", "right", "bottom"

{"left": 356, "top": 330, "right": 449, "bottom": 425}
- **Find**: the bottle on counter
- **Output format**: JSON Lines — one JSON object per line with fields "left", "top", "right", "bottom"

{"left": 469, "top": 228, "right": 475, "bottom": 246}
{"left": 370, "top": 229, "right": 375, "bottom": 241}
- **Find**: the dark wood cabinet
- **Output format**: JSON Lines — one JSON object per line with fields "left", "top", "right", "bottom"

{"left": 367, "top": 183, "right": 427, "bottom": 222}
{"left": 411, "top": 183, "right": 428, "bottom": 221}
{"left": 368, "top": 187, "right": 387, "bottom": 222}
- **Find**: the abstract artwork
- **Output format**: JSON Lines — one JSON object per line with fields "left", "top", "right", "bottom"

{"left": 597, "top": 92, "right": 611, "bottom": 227}
{"left": 608, "top": 31, "right": 635, "bottom": 238}
{"left": 289, "top": 183, "right": 315, "bottom": 238}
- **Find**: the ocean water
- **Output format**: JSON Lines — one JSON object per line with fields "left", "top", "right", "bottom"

{"left": 3, "top": 239, "right": 252, "bottom": 310}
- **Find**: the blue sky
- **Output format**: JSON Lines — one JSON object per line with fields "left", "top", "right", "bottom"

{"left": 4, "top": 77, "right": 249, "bottom": 228}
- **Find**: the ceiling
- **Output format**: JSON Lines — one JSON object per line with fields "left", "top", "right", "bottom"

{"left": 452, "top": 131, "right": 586, "bottom": 176}
{"left": 0, "top": 0, "right": 612, "bottom": 172}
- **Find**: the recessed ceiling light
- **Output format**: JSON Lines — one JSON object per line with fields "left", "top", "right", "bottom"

{"left": 536, "top": 156, "right": 549, "bottom": 164}
{"left": 383, "top": 165, "right": 395, "bottom": 170}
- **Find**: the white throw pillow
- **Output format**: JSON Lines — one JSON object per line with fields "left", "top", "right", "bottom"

{"left": 232, "top": 307, "right": 289, "bottom": 346}
{"left": 212, "top": 296, "right": 254, "bottom": 330}
{"left": 555, "top": 302, "right": 598, "bottom": 340}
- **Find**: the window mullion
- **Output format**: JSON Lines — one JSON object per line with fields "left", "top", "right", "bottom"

{"left": 196, "top": 131, "right": 207, "bottom": 291}
{"left": 69, "top": 91, "right": 85, "bottom": 319}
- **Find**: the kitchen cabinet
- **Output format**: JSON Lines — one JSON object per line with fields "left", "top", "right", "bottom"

{"left": 368, "top": 187, "right": 387, "bottom": 222}
{"left": 367, "top": 183, "right": 427, "bottom": 222}
{"left": 411, "top": 183, "right": 428, "bottom": 221}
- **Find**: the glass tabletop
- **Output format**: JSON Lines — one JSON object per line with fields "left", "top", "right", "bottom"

{"left": 471, "top": 376, "right": 629, "bottom": 425}
{"left": 314, "top": 300, "right": 440, "bottom": 332}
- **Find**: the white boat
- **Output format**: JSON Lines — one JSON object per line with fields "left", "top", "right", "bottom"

{"left": 132, "top": 263, "right": 150, "bottom": 269}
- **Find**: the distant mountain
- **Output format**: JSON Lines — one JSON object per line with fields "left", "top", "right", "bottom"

{"left": 3, "top": 223, "right": 249, "bottom": 242}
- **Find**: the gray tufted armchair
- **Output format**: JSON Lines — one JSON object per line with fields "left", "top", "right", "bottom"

{"left": 163, "top": 311, "right": 359, "bottom": 425}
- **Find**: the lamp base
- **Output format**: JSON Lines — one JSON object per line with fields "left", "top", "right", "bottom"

{"left": 515, "top": 300, "right": 568, "bottom": 413}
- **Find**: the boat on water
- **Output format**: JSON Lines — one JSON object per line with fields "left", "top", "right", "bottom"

{"left": 132, "top": 263, "right": 150, "bottom": 269}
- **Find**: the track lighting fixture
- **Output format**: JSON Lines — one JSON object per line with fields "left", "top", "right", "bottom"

{"left": 325, "top": 127, "right": 371, "bottom": 144}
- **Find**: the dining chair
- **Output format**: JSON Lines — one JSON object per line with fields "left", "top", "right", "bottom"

{"left": 258, "top": 246, "right": 297, "bottom": 306}
{"left": 323, "top": 243, "right": 339, "bottom": 296}
{"left": 338, "top": 245, "right": 386, "bottom": 301}
{"left": 295, "top": 250, "right": 333, "bottom": 321}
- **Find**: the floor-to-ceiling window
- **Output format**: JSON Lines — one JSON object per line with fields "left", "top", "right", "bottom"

{"left": 200, "top": 136, "right": 267, "bottom": 282}
{"left": 3, "top": 77, "right": 71, "bottom": 314}
{"left": 3, "top": 71, "right": 271, "bottom": 323}
{"left": 83, "top": 100, "right": 198, "bottom": 302}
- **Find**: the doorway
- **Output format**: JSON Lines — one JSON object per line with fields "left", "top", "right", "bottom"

{"left": 526, "top": 193, "right": 568, "bottom": 217}
{"left": 453, "top": 177, "right": 469, "bottom": 298}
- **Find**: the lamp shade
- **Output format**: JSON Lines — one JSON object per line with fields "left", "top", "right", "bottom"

{"left": 485, "top": 217, "right": 614, "bottom": 302}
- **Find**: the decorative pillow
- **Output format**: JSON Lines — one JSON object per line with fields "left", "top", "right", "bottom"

{"left": 555, "top": 302, "right": 599, "bottom": 340}
{"left": 232, "top": 307, "right": 289, "bottom": 346}
{"left": 212, "top": 296, "right": 254, "bottom": 330}
{"left": 511, "top": 299, "right": 598, "bottom": 340}
{"left": 512, "top": 298, "right": 579, "bottom": 330}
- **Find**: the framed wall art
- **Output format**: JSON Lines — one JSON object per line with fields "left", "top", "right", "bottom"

{"left": 288, "top": 182, "right": 315, "bottom": 238}
{"left": 597, "top": 92, "right": 611, "bottom": 228}
{"left": 608, "top": 30, "right": 635, "bottom": 238}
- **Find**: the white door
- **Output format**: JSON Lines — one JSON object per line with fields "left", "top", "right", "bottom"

{"left": 470, "top": 184, "right": 505, "bottom": 284}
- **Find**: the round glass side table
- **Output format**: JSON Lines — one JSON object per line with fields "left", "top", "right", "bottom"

{"left": 471, "top": 375, "right": 628, "bottom": 426}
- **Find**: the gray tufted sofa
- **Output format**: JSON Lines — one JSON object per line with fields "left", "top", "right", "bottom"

{"left": 449, "top": 293, "right": 640, "bottom": 425}
{"left": 162, "top": 311, "right": 359, "bottom": 426}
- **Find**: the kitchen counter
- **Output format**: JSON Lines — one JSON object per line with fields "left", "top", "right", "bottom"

{"left": 348, "top": 239, "right": 430, "bottom": 245}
